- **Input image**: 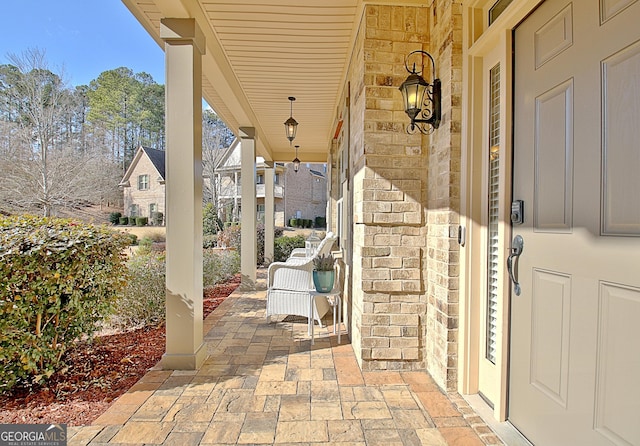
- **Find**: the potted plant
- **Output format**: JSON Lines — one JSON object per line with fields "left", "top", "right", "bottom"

{"left": 312, "top": 253, "right": 335, "bottom": 293}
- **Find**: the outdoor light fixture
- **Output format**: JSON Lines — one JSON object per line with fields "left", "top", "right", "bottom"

{"left": 292, "top": 145, "right": 301, "bottom": 173}
{"left": 399, "top": 50, "right": 441, "bottom": 134}
{"left": 284, "top": 96, "right": 298, "bottom": 142}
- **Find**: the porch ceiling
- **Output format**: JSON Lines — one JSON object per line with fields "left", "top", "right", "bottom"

{"left": 121, "top": 0, "right": 360, "bottom": 162}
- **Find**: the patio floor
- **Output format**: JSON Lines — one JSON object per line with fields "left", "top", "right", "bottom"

{"left": 68, "top": 273, "right": 505, "bottom": 446}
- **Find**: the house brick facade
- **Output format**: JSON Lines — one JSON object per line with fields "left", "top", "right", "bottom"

{"left": 121, "top": 147, "right": 166, "bottom": 223}
{"left": 282, "top": 162, "right": 327, "bottom": 226}
{"left": 332, "top": 2, "right": 462, "bottom": 391}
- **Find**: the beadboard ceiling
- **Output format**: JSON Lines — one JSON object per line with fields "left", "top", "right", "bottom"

{"left": 122, "top": 0, "right": 368, "bottom": 162}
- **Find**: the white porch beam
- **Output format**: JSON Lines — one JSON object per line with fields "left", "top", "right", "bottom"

{"left": 264, "top": 165, "right": 275, "bottom": 263}
{"left": 240, "top": 127, "right": 257, "bottom": 289}
{"left": 160, "top": 18, "right": 206, "bottom": 370}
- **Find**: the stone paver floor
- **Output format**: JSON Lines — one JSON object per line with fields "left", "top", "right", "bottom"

{"left": 68, "top": 279, "right": 505, "bottom": 446}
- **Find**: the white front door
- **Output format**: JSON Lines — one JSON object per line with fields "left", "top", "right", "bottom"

{"left": 510, "top": 0, "right": 640, "bottom": 445}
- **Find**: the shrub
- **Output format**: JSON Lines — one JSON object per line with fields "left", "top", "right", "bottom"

{"left": 110, "top": 251, "right": 165, "bottom": 329}
{"left": 138, "top": 236, "right": 153, "bottom": 255}
{"left": 119, "top": 216, "right": 129, "bottom": 225}
{"left": 315, "top": 216, "right": 326, "bottom": 228}
{"left": 111, "top": 248, "right": 240, "bottom": 328}
{"left": 203, "top": 249, "right": 240, "bottom": 288}
{"left": 0, "top": 216, "right": 128, "bottom": 391}
{"left": 217, "top": 224, "right": 241, "bottom": 250}
{"left": 128, "top": 217, "right": 136, "bottom": 226}
{"left": 151, "top": 212, "right": 163, "bottom": 226}
{"left": 142, "top": 231, "right": 165, "bottom": 243}
{"left": 124, "top": 232, "right": 138, "bottom": 246}
{"left": 274, "top": 235, "right": 306, "bottom": 262}
{"left": 203, "top": 203, "right": 223, "bottom": 236}
{"left": 109, "top": 212, "right": 122, "bottom": 225}
{"left": 289, "top": 218, "right": 298, "bottom": 227}
{"left": 203, "top": 234, "right": 217, "bottom": 249}
{"left": 135, "top": 217, "right": 148, "bottom": 227}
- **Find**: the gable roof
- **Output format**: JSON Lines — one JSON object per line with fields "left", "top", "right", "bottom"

{"left": 144, "top": 147, "right": 166, "bottom": 180}
{"left": 309, "top": 169, "right": 325, "bottom": 178}
{"left": 120, "top": 146, "right": 165, "bottom": 186}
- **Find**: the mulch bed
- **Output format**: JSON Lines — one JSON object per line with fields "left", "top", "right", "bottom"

{"left": 0, "top": 274, "right": 240, "bottom": 426}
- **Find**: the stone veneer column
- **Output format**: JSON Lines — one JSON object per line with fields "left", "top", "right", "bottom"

{"left": 350, "top": 5, "right": 431, "bottom": 372}
{"left": 160, "top": 18, "right": 206, "bottom": 370}
{"left": 239, "top": 127, "right": 257, "bottom": 290}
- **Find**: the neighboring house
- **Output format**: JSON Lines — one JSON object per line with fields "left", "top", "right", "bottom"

{"left": 121, "top": 142, "right": 328, "bottom": 228}
{"left": 119, "top": 146, "right": 165, "bottom": 224}
{"left": 215, "top": 139, "right": 327, "bottom": 226}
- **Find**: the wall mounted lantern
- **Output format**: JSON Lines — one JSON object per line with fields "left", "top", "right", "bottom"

{"left": 292, "top": 145, "right": 300, "bottom": 173}
{"left": 399, "top": 50, "right": 441, "bottom": 134}
{"left": 284, "top": 96, "right": 298, "bottom": 142}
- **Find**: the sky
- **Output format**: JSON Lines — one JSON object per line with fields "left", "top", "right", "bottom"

{"left": 0, "top": 0, "right": 165, "bottom": 87}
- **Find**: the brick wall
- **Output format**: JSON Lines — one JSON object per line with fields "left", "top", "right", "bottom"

{"left": 337, "top": 2, "right": 463, "bottom": 390}
{"left": 347, "top": 4, "right": 431, "bottom": 372}
{"left": 283, "top": 162, "right": 328, "bottom": 225}
{"left": 123, "top": 154, "right": 165, "bottom": 220}
{"left": 425, "top": 0, "right": 463, "bottom": 391}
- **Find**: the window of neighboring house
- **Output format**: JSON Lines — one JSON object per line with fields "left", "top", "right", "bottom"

{"left": 138, "top": 174, "right": 149, "bottom": 190}
{"left": 149, "top": 203, "right": 157, "bottom": 217}
{"left": 257, "top": 204, "right": 265, "bottom": 223}
{"left": 274, "top": 173, "right": 280, "bottom": 184}
{"left": 130, "top": 204, "right": 139, "bottom": 217}
{"left": 257, "top": 174, "right": 264, "bottom": 184}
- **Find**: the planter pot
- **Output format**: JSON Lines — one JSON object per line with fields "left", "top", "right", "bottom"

{"left": 313, "top": 270, "right": 335, "bottom": 293}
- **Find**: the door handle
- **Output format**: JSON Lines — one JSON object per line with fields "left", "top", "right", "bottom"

{"left": 507, "top": 235, "right": 524, "bottom": 296}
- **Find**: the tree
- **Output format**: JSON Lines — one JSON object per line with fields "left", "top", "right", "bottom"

{"left": 202, "top": 108, "right": 234, "bottom": 206}
{"left": 86, "top": 67, "right": 164, "bottom": 172}
{"left": 0, "top": 49, "right": 121, "bottom": 216}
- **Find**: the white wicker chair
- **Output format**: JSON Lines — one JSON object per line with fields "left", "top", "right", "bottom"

{"left": 288, "top": 231, "right": 335, "bottom": 261}
{"left": 266, "top": 233, "right": 337, "bottom": 327}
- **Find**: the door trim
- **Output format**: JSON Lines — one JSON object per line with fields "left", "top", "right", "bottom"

{"left": 460, "top": 0, "right": 544, "bottom": 422}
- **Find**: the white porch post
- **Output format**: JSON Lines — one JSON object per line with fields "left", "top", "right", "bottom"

{"left": 234, "top": 172, "right": 239, "bottom": 220}
{"left": 264, "top": 164, "right": 275, "bottom": 263}
{"left": 240, "top": 127, "right": 257, "bottom": 289}
{"left": 160, "top": 18, "right": 206, "bottom": 370}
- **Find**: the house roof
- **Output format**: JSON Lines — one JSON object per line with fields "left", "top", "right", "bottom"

{"left": 120, "top": 146, "right": 166, "bottom": 186}
{"left": 309, "top": 169, "right": 325, "bottom": 178}
{"left": 144, "top": 147, "right": 166, "bottom": 180}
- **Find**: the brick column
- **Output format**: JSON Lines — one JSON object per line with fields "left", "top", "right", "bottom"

{"left": 350, "top": 5, "right": 430, "bottom": 372}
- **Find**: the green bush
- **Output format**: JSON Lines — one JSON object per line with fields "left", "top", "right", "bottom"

{"left": 124, "top": 232, "right": 138, "bottom": 246}
{"left": 110, "top": 248, "right": 240, "bottom": 328}
{"left": 203, "top": 203, "right": 223, "bottom": 236}
{"left": 0, "top": 216, "right": 128, "bottom": 391}
{"left": 203, "top": 249, "right": 240, "bottom": 288}
{"left": 289, "top": 218, "right": 298, "bottom": 227}
{"left": 109, "top": 212, "right": 122, "bottom": 225}
{"left": 135, "top": 217, "right": 148, "bottom": 227}
{"left": 119, "top": 216, "right": 129, "bottom": 225}
{"left": 110, "top": 251, "right": 165, "bottom": 329}
{"left": 274, "top": 235, "right": 306, "bottom": 262}
{"left": 315, "top": 216, "right": 326, "bottom": 228}
{"left": 203, "top": 234, "right": 217, "bottom": 249}
{"left": 138, "top": 236, "right": 153, "bottom": 255}
{"left": 151, "top": 212, "right": 163, "bottom": 226}
{"left": 128, "top": 217, "right": 136, "bottom": 226}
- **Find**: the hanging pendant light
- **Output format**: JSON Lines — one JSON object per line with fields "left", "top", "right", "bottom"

{"left": 284, "top": 96, "right": 298, "bottom": 142}
{"left": 292, "top": 145, "right": 300, "bottom": 173}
